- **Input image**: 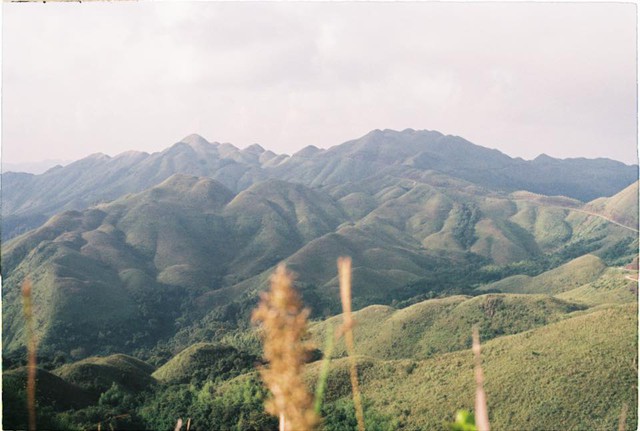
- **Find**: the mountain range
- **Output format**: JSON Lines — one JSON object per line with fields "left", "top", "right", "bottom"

{"left": 3, "top": 129, "right": 637, "bottom": 240}
{"left": 2, "top": 128, "right": 638, "bottom": 430}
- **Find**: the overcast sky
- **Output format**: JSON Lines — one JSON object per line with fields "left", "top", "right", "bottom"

{"left": 2, "top": 2, "right": 638, "bottom": 165}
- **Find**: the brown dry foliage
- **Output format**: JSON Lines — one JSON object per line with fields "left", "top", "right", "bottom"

{"left": 252, "top": 264, "right": 319, "bottom": 431}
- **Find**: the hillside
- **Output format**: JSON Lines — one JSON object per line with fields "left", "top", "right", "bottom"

{"left": 3, "top": 166, "right": 637, "bottom": 359}
{"left": 478, "top": 254, "right": 608, "bottom": 295}
{"left": 304, "top": 303, "right": 638, "bottom": 430}
{"left": 584, "top": 180, "right": 639, "bottom": 229}
{"left": 152, "top": 343, "right": 257, "bottom": 385}
{"left": 3, "top": 287, "right": 636, "bottom": 430}
{"left": 3, "top": 367, "right": 95, "bottom": 430}
{"left": 52, "top": 354, "right": 156, "bottom": 395}
{"left": 309, "top": 294, "right": 586, "bottom": 360}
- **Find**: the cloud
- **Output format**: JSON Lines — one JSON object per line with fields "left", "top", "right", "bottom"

{"left": 2, "top": 2, "right": 637, "bottom": 164}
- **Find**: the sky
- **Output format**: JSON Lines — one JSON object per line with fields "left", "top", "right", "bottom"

{"left": 2, "top": 2, "right": 638, "bottom": 165}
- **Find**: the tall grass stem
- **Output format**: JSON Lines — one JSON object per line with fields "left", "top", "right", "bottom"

{"left": 252, "top": 264, "right": 319, "bottom": 431}
{"left": 472, "top": 325, "right": 490, "bottom": 431}
{"left": 314, "top": 323, "right": 336, "bottom": 414}
{"left": 22, "top": 279, "right": 37, "bottom": 431}
{"left": 338, "top": 257, "right": 365, "bottom": 431}
{"left": 618, "top": 403, "right": 628, "bottom": 431}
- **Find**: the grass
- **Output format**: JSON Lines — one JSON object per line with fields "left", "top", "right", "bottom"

{"left": 53, "top": 354, "right": 156, "bottom": 395}
{"left": 478, "top": 254, "right": 607, "bottom": 295}
{"left": 152, "top": 343, "right": 256, "bottom": 385}
{"left": 305, "top": 303, "right": 637, "bottom": 430}
{"left": 557, "top": 267, "right": 638, "bottom": 306}
{"left": 309, "top": 294, "right": 586, "bottom": 360}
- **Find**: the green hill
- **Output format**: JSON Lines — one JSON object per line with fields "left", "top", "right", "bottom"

{"left": 52, "top": 354, "right": 156, "bottom": 395}
{"left": 556, "top": 266, "right": 638, "bottom": 306}
{"left": 307, "top": 303, "right": 637, "bottom": 430}
{"left": 152, "top": 343, "right": 257, "bottom": 385}
{"left": 3, "top": 366, "right": 95, "bottom": 409}
{"left": 4, "top": 169, "right": 637, "bottom": 359}
{"left": 478, "top": 254, "right": 608, "bottom": 295}
{"left": 309, "top": 294, "right": 586, "bottom": 360}
{"left": 585, "top": 180, "right": 639, "bottom": 229}
{"left": 3, "top": 367, "right": 94, "bottom": 430}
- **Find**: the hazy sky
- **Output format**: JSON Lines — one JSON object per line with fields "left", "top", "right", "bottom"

{"left": 2, "top": 2, "right": 638, "bottom": 165}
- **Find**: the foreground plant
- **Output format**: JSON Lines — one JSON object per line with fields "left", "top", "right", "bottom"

{"left": 472, "top": 326, "right": 490, "bottom": 431}
{"left": 22, "top": 279, "right": 37, "bottom": 431}
{"left": 338, "top": 257, "right": 366, "bottom": 431}
{"left": 252, "top": 264, "right": 319, "bottom": 431}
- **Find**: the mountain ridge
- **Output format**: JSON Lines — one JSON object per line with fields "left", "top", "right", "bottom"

{"left": 3, "top": 128, "right": 637, "bottom": 240}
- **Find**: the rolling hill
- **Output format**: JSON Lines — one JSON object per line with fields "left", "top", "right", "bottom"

{"left": 52, "top": 354, "right": 156, "bottom": 395}
{"left": 304, "top": 303, "right": 638, "bottom": 430}
{"left": 309, "top": 293, "right": 587, "bottom": 360}
{"left": 3, "top": 162, "right": 637, "bottom": 359}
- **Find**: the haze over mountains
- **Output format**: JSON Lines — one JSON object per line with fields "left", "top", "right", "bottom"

{"left": 3, "top": 129, "right": 637, "bottom": 240}
{"left": 2, "top": 128, "right": 638, "bottom": 430}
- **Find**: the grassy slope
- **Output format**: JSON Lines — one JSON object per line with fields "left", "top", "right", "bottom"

{"left": 557, "top": 267, "right": 638, "bottom": 306}
{"left": 3, "top": 170, "right": 637, "bottom": 359}
{"left": 585, "top": 180, "right": 639, "bottom": 229}
{"left": 152, "top": 343, "right": 257, "bottom": 384}
{"left": 309, "top": 294, "right": 586, "bottom": 360}
{"left": 52, "top": 354, "right": 156, "bottom": 395}
{"left": 478, "top": 254, "right": 607, "bottom": 294}
{"left": 3, "top": 367, "right": 95, "bottom": 410}
{"left": 307, "top": 303, "right": 637, "bottom": 430}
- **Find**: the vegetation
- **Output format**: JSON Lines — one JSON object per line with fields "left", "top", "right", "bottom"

{"left": 152, "top": 343, "right": 257, "bottom": 385}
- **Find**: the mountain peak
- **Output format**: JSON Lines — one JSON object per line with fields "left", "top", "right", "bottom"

{"left": 243, "top": 143, "right": 265, "bottom": 154}
{"left": 180, "top": 134, "right": 210, "bottom": 147}
{"left": 534, "top": 153, "right": 556, "bottom": 162}
{"left": 294, "top": 145, "right": 322, "bottom": 158}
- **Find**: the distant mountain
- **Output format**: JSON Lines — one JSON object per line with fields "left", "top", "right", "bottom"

{"left": 2, "top": 158, "right": 71, "bottom": 175}
{"left": 3, "top": 129, "right": 637, "bottom": 240}
{"left": 272, "top": 129, "right": 637, "bottom": 200}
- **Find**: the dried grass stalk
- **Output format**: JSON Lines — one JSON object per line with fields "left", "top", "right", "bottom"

{"left": 472, "top": 325, "right": 490, "bottom": 431}
{"left": 618, "top": 403, "right": 628, "bottom": 431}
{"left": 252, "top": 264, "right": 319, "bottom": 431}
{"left": 22, "top": 279, "right": 37, "bottom": 431}
{"left": 314, "top": 323, "right": 337, "bottom": 414}
{"left": 338, "top": 257, "right": 365, "bottom": 431}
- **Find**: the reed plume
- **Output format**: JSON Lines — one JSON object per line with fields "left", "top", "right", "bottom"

{"left": 618, "top": 403, "right": 628, "bottom": 431}
{"left": 252, "top": 264, "right": 319, "bottom": 431}
{"left": 22, "top": 278, "right": 37, "bottom": 431}
{"left": 472, "top": 325, "right": 490, "bottom": 431}
{"left": 338, "top": 257, "right": 365, "bottom": 431}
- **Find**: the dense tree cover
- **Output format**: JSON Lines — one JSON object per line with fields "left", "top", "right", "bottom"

{"left": 451, "top": 203, "right": 481, "bottom": 248}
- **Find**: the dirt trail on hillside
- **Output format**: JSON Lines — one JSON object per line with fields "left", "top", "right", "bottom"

{"left": 520, "top": 199, "right": 639, "bottom": 233}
